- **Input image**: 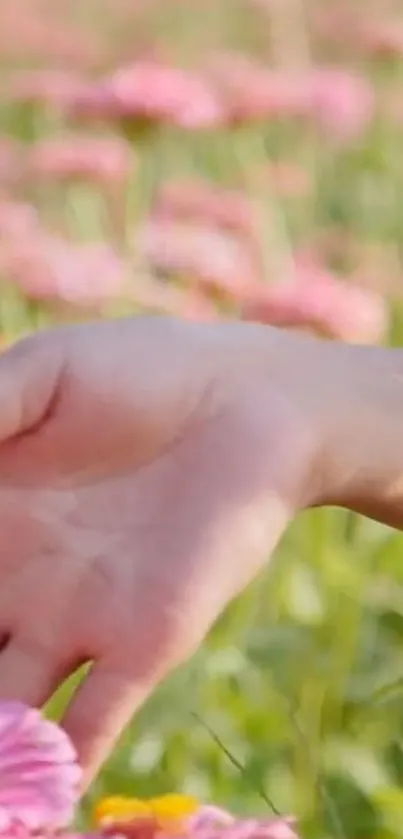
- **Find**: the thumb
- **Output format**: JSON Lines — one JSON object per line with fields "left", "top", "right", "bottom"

{"left": 0, "top": 332, "right": 63, "bottom": 441}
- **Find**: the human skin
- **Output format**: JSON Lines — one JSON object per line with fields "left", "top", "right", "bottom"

{"left": 0, "top": 316, "right": 399, "bottom": 788}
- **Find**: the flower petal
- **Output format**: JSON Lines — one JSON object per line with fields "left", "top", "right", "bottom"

{"left": 0, "top": 702, "right": 80, "bottom": 832}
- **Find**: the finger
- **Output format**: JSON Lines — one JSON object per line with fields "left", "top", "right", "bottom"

{"left": 62, "top": 661, "right": 159, "bottom": 789}
{"left": 0, "top": 633, "right": 63, "bottom": 707}
{"left": 0, "top": 334, "right": 62, "bottom": 442}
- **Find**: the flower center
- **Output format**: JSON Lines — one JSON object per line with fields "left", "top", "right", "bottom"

{"left": 94, "top": 794, "right": 199, "bottom": 833}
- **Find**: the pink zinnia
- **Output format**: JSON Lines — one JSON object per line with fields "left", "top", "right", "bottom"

{"left": 306, "top": 68, "right": 373, "bottom": 143}
{"left": 241, "top": 255, "right": 388, "bottom": 344}
{"left": 153, "top": 180, "right": 255, "bottom": 240}
{"left": 0, "top": 201, "right": 40, "bottom": 275}
{"left": 0, "top": 702, "right": 80, "bottom": 833}
{"left": 189, "top": 813, "right": 298, "bottom": 839}
{"left": 70, "top": 60, "right": 223, "bottom": 130}
{"left": 207, "top": 53, "right": 372, "bottom": 141}
{"left": 27, "top": 136, "right": 132, "bottom": 186}
{"left": 356, "top": 20, "right": 403, "bottom": 59}
{"left": 130, "top": 277, "right": 218, "bottom": 322}
{"left": 3, "top": 233, "right": 125, "bottom": 307}
{"left": 138, "top": 179, "right": 262, "bottom": 301}
{"left": 7, "top": 71, "right": 89, "bottom": 112}
{"left": 100, "top": 803, "right": 298, "bottom": 839}
{"left": 207, "top": 53, "right": 311, "bottom": 124}
{"left": 138, "top": 217, "right": 259, "bottom": 301}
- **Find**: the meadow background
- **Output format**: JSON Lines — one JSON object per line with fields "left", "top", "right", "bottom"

{"left": 2, "top": 1, "right": 403, "bottom": 837}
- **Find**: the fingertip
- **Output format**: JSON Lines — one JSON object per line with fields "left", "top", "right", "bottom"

{"left": 0, "top": 333, "right": 62, "bottom": 441}
{"left": 61, "top": 662, "right": 152, "bottom": 788}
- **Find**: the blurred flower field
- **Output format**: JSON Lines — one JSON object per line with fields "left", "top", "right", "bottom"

{"left": 3, "top": 0, "right": 403, "bottom": 837}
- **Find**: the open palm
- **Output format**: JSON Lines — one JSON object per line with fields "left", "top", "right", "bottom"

{"left": 0, "top": 317, "right": 321, "bottom": 785}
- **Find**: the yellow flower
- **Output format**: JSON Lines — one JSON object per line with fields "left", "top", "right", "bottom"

{"left": 150, "top": 794, "right": 199, "bottom": 825}
{"left": 94, "top": 796, "right": 151, "bottom": 826}
{"left": 94, "top": 793, "right": 199, "bottom": 831}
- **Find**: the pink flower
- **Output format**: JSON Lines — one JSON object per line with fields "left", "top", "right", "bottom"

{"left": 153, "top": 180, "right": 255, "bottom": 240}
{"left": 307, "top": 68, "right": 373, "bottom": 143}
{"left": 207, "top": 54, "right": 311, "bottom": 124}
{"left": 138, "top": 217, "right": 259, "bottom": 300}
{"left": 0, "top": 702, "right": 80, "bottom": 833}
{"left": 70, "top": 60, "right": 223, "bottom": 130}
{"left": 0, "top": 201, "right": 40, "bottom": 274}
{"left": 138, "top": 179, "right": 262, "bottom": 301}
{"left": 188, "top": 809, "right": 299, "bottom": 839}
{"left": 241, "top": 255, "right": 388, "bottom": 344}
{"left": 27, "top": 136, "right": 132, "bottom": 186}
{"left": 63, "top": 81, "right": 117, "bottom": 122}
{"left": 0, "top": 201, "right": 40, "bottom": 238}
{"left": 7, "top": 71, "right": 89, "bottom": 111}
{"left": 100, "top": 805, "right": 298, "bottom": 839}
{"left": 187, "top": 805, "right": 235, "bottom": 830}
{"left": 207, "top": 53, "right": 372, "bottom": 141}
{"left": 193, "top": 816, "right": 298, "bottom": 839}
{"left": 130, "top": 277, "right": 218, "bottom": 321}
{"left": 356, "top": 20, "right": 403, "bottom": 59}
{"left": 3, "top": 233, "right": 125, "bottom": 307}
{"left": 0, "top": 205, "right": 124, "bottom": 308}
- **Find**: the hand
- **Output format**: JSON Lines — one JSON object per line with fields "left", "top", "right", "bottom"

{"left": 0, "top": 316, "right": 326, "bottom": 786}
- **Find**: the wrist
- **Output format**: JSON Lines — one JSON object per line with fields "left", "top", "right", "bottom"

{"left": 205, "top": 321, "right": 334, "bottom": 509}
{"left": 316, "top": 342, "right": 403, "bottom": 527}
{"left": 210, "top": 321, "right": 403, "bottom": 527}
